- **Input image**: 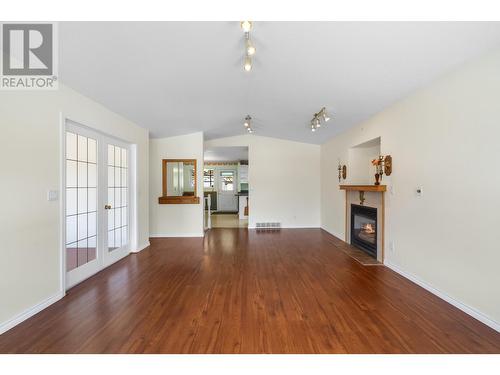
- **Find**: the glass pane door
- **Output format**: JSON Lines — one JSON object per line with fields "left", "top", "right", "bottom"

{"left": 65, "top": 131, "right": 98, "bottom": 272}
{"left": 106, "top": 144, "right": 129, "bottom": 253}
{"left": 65, "top": 121, "right": 132, "bottom": 289}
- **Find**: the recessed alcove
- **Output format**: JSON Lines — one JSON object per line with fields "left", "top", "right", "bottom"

{"left": 347, "top": 137, "right": 381, "bottom": 184}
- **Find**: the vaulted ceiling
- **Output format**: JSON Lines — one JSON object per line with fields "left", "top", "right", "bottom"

{"left": 60, "top": 22, "right": 500, "bottom": 144}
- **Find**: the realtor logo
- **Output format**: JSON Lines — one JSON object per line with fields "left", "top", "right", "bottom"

{"left": 1, "top": 22, "right": 58, "bottom": 89}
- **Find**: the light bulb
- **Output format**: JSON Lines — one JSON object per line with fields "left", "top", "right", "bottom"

{"left": 246, "top": 39, "right": 256, "bottom": 56}
{"left": 241, "top": 21, "right": 252, "bottom": 32}
{"left": 244, "top": 56, "right": 252, "bottom": 72}
{"left": 244, "top": 121, "right": 250, "bottom": 128}
{"left": 311, "top": 125, "right": 316, "bottom": 132}
{"left": 323, "top": 113, "right": 330, "bottom": 122}
{"left": 248, "top": 128, "right": 254, "bottom": 133}
{"left": 316, "top": 119, "right": 321, "bottom": 128}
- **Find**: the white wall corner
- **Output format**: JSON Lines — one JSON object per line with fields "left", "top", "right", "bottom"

{"left": 320, "top": 226, "right": 344, "bottom": 242}
{"left": 385, "top": 261, "right": 500, "bottom": 333}
{"left": 0, "top": 291, "right": 65, "bottom": 336}
{"left": 131, "top": 241, "right": 151, "bottom": 253}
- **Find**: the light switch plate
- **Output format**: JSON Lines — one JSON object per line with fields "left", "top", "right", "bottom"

{"left": 47, "top": 190, "right": 59, "bottom": 201}
{"left": 416, "top": 186, "right": 423, "bottom": 197}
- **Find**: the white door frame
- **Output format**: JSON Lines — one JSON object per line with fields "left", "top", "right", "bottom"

{"left": 60, "top": 116, "right": 136, "bottom": 291}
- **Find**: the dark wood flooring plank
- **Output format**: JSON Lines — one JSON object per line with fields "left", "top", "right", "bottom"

{"left": 0, "top": 228, "right": 499, "bottom": 353}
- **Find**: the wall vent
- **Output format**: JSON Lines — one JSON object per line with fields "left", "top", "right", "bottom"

{"left": 255, "top": 222, "right": 281, "bottom": 231}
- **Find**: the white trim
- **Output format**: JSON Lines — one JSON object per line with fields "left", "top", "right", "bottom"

{"left": 149, "top": 233, "right": 204, "bottom": 238}
{"left": 59, "top": 112, "right": 67, "bottom": 293}
{"left": 319, "top": 226, "right": 344, "bottom": 240}
{"left": 247, "top": 225, "right": 321, "bottom": 229}
{"left": 0, "top": 291, "right": 64, "bottom": 335}
{"left": 131, "top": 241, "right": 150, "bottom": 253}
{"left": 385, "top": 261, "right": 500, "bottom": 333}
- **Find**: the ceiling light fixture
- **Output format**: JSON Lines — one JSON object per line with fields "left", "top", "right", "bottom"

{"left": 309, "top": 107, "right": 331, "bottom": 132}
{"left": 244, "top": 115, "right": 254, "bottom": 134}
{"left": 245, "top": 36, "right": 256, "bottom": 56}
{"left": 244, "top": 56, "right": 252, "bottom": 72}
{"left": 240, "top": 21, "right": 252, "bottom": 32}
{"left": 241, "top": 21, "right": 256, "bottom": 72}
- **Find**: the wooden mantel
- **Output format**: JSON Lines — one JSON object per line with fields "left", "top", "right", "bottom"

{"left": 339, "top": 184, "right": 386, "bottom": 192}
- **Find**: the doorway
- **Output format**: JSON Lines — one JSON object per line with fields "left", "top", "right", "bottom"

{"left": 203, "top": 147, "right": 249, "bottom": 229}
{"left": 64, "top": 121, "right": 131, "bottom": 289}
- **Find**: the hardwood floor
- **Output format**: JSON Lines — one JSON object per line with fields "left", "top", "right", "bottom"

{"left": 0, "top": 228, "right": 499, "bottom": 353}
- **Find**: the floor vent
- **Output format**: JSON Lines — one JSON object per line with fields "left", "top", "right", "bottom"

{"left": 255, "top": 222, "right": 281, "bottom": 231}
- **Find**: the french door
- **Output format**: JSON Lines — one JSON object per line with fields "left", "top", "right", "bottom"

{"left": 65, "top": 121, "right": 130, "bottom": 289}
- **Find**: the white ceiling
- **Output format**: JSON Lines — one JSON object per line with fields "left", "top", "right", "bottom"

{"left": 204, "top": 147, "right": 248, "bottom": 162}
{"left": 59, "top": 22, "right": 500, "bottom": 144}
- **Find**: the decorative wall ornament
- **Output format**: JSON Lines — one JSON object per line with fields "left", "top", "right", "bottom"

{"left": 337, "top": 160, "right": 347, "bottom": 182}
{"left": 371, "top": 155, "right": 392, "bottom": 185}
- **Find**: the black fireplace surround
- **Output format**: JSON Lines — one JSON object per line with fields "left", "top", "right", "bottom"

{"left": 350, "top": 204, "right": 377, "bottom": 258}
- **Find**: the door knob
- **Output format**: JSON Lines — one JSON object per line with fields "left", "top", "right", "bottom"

{"left": 104, "top": 204, "right": 112, "bottom": 210}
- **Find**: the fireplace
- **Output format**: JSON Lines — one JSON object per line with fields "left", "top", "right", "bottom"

{"left": 350, "top": 204, "right": 377, "bottom": 257}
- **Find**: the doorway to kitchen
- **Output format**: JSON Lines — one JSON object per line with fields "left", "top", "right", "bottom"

{"left": 203, "top": 147, "right": 249, "bottom": 229}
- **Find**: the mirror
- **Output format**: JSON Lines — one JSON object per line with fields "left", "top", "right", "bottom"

{"left": 159, "top": 159, "right": 200, "bottom": 204}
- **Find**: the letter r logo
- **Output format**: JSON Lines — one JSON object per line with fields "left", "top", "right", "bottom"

{"left": 2, "top": 24, "right": 53, "bottom": 75}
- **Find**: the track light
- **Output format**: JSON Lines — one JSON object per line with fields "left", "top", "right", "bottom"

{"left": 241, "top": 21, "right": 256, "bottom": 72}
{"left": 244, "top": 115, "right": 254, "bottom": 134}
{"left": 309, "top": 107, "right": 331, "bottom": 133}
{"left": 241, "top": 21, "right": 252, "bottom": 32}
{"left": 246, "top": 38, "right": 256, "bottom": 56}
{"left": 244, "top": 56, "right": 252, "bottom": 72}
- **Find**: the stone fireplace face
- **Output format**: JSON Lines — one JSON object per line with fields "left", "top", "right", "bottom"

{"left": 350, "top": 204, "right": 377, "bottom": 257}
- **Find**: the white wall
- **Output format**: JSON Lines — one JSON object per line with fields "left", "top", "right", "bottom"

{"left": 0, "top": 84, "right": 149, "bottom": 331}
{"left": 205, "top": 135, "right": 321, "bottom": 228}
{"left": 149, "top": 132, "right": 204, "bottom": 237}
{"left": 347, "top": 140, "right": 381, "bottom": 184}
{"left": 321, "top": 50, "right": 500, "bottom": 327}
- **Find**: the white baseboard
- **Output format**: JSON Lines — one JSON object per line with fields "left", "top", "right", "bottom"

{"left": 0, "top": 291, "right": 65, "bottom": 336}
{"left": 149, "top": 233, "right": 204, "bottom": 238}
{"left": 247, "top": 225, "right": 321, "bottom": 229}
{"left": 320, "top": 226, "right": 344, "bottom": 241}
{"left": 385, "top": 261, "right": 500, "bottom": 333}
{"left": 131, "top": 241, "right": 150, "bottom": 253}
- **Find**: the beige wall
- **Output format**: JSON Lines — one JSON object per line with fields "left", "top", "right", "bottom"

{"left": 320, "top": 50, "right": 500, "bottom": 326}
{"left": 0, "top": 84, "right": 149, "bottom": 330}
{"left": 149, "top": 132, "right": 204, "bottom": 236}
{"left": 205, "top": 135, "right": 321, "bottom": 228}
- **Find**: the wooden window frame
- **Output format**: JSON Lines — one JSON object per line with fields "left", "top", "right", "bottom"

{"left": 158, "top": 159, "right": 200, "bottom": 204}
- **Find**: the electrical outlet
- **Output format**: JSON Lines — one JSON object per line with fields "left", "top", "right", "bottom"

{"left": 389, "top": 241, "right": 395, "bottom": 253}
